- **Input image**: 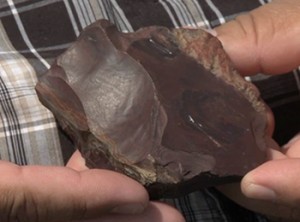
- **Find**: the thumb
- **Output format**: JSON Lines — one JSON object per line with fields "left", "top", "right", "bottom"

{"left": 0, "top": 160, "right": 148, "bottom": 222}
{"left": 214, "top": 0, "right": 300, "bottom": 75}
{"left": 241, "top": 158, "right": 300, "bottom": 209}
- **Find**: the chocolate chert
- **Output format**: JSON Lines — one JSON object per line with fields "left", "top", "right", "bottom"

{"left": 36, "top": 20, "right": 270, "bottom": 198}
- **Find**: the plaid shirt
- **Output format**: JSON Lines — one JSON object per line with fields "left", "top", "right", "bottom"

{"left": 1, "top": 0, "right": 298, "bottom": 221}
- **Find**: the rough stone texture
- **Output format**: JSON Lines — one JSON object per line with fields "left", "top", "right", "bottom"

{"left": 36, "top": 20, "right": 270, "bottom": 198}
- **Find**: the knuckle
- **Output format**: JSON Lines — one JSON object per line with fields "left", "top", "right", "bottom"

{"left": 0, "top": 188, "right": 40, "bottom": 222}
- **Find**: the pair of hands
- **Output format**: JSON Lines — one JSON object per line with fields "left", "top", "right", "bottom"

{"left": 2, "top": 0, "right": 300, "bottom": 221}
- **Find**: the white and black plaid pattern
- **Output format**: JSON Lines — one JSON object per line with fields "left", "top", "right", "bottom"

{"left": 0, "top": 0, "right": 297, "bottom": 221}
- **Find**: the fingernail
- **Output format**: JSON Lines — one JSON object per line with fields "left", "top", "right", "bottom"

{"left": 199, "top": 27, "right": 217, "bottom": 37}
{"left": 283, "top": 133, "right": 300, "bottom": 149}
{"left": 244, "top": 183, "right": 277, "bottom": 201}
{"left": 207, "top": 29, "right": 217, "bottom": 37}
{"left": 111, "top": 203, "right": 145, "bottom": 214}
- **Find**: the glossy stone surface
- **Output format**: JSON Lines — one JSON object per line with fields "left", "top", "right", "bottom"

{"left": 36, "top": 20, "right": 270, "bottom": 198}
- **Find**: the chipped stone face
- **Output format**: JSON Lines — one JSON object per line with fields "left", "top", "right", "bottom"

{"left": 36, "top": 20, "right": 270, "bottom": 198}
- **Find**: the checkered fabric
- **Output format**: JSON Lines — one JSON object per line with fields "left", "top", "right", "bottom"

{"left": 0, "top": 0, "right": 298, "bottom": 221}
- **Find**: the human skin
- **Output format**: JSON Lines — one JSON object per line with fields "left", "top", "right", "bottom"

{"left": 214, "top": 0, "right": 300, "bottom": 221}
{"left": 67, "top": 150, "right": 185, "bottom": 222}
{"left": 215, "top": 0, "right": 300, "bottom": 76}
{"left": 0, "top": 150, "right": 184, "bottom": 222}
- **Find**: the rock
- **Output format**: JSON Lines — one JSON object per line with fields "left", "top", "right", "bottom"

{"left": 36, "top": 20, "right": 270, "bottom": 199}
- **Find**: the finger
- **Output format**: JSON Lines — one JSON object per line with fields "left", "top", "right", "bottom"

{"left": 0, "top": 160, "right": 148, "bottom": 222}
{"left": 267, "top": 148, "right": 286, "bottom": 160}
{"left": 241, "top": 158, "right": 300, "bottom": 208}
{"left": 265, "top": 105, "right": 275, "bottom": 136}
{"left": 282, "top": 134, "right": 300, "bottom": 158}
{"left": 218, "top": 182, "right": 300, "bottom": 221}
{"left": 76, "top": 202, "right": 185, "bottom": 222}
{"left": 214, "top": 0, "right": 300, "bottom": 75}
{"left": 66, "top": 150, "right": 89, "bottom": 171}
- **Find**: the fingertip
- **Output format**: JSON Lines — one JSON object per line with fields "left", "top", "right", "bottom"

{"left": 241, "top": 176, "right": 277, "bottom": 202}
{"left": 266, "top": 148, "right": 286, "bottom": 160}
{"left": 215, "top": 1, "right": 300, "bottom": 76}
{"left": 214, "top": 19, "right": 260, "bottom": 75}
{"left": 282, "top": 134, "right": 300, "bottom": 158}
{"left": 66, "top": 150, "right": 88, "bottom": 171}
{"left": 240, "top": 162, "right": 274, "bottom": 200}
{"left": 80, "top": 169, "right": 149, "bottom": 215}
{"left": 66, "top": 150, "right": 150, "bottom": 210}
{"left": 265, "top": 105, "right": 275, "bottom": 136}
{"left": 241, "top": 159, "right": 300, "bottom": 206}
{"left": 241, "top": 161, "right": 274, "bottom": 193}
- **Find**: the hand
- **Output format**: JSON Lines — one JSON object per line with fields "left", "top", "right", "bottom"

{"left": 217, "top": 147, "right": 300, "bottom": 222}
{"left": 68, "top": 150, "right": 185, "bottom": 222}
{"left": 214, "top": 0, "right": 300, "bottom": 221}
{"left": 215, "top": 0, "right": 300, "bottom": 76}
{"left": 241, "top": 139, "right": 300, "bottom": 221}
{"left": 0, "top": 150, "right": 184, "bottom": 222}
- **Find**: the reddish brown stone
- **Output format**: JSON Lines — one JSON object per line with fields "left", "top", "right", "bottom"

{"left": 36, "top": 20, "right": 271, "bottom": 198}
